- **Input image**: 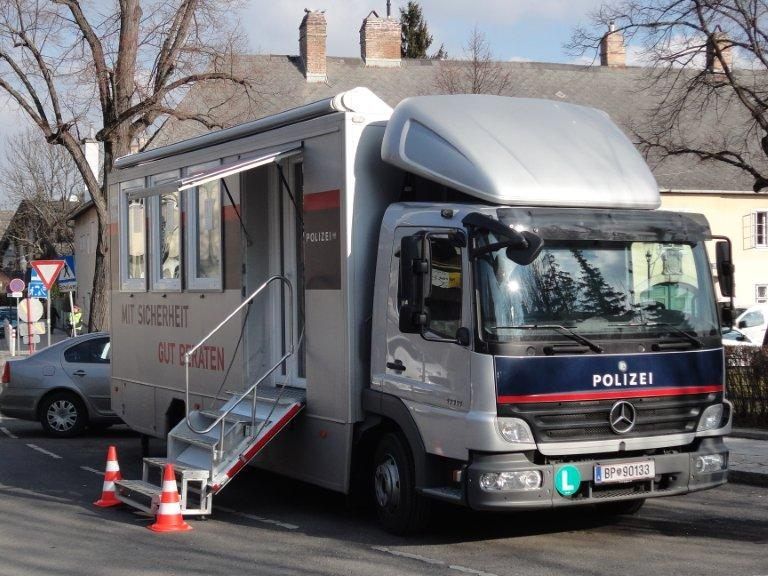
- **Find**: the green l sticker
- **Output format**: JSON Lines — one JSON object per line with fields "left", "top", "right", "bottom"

{"left": 555, "top": 465, "right": 581, "bottom": 496}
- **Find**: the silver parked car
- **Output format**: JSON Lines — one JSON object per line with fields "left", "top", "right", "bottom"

{"left": 0, "top": 332, "right": 119, "bottom": 437}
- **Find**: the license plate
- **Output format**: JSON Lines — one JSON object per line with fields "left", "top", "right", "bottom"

{"left": 594, "top": 460, "right": 655, "bottom": 484}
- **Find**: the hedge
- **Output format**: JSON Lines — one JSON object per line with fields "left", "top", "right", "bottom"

{"left": 726, "top": 346, "right": 768, "bottom": 429}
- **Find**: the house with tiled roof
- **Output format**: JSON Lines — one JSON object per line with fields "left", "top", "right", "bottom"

{"left": 150, "top": 9, "right": 768, "bottom": 307}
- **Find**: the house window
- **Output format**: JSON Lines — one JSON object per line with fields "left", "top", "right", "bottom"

{"left": 757, "top": 284, "right": 768, "bottom": 304}
{"left": 185, "top": 162, "right": 222, "bottom": 291}
{"left": 149, "top": 171, "right": 181, "bottom": 291}
{"left": 743, "top": 211, "right": 768, "bottom": 248}
{"left": 120, "top": 178, "right": 147, "bottom": 291}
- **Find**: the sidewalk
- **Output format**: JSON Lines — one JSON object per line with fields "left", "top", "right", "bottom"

{"left": 728, "top": 429, "right": 768, "bottom": 487}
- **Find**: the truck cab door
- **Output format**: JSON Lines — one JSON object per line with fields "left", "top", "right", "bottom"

{"left": 384, "top": 228, "right": 471, "bottom": 413}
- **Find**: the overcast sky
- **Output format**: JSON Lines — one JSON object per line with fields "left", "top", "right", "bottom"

{"left": 0, "top": 1, "right": 606, "bottom": 177}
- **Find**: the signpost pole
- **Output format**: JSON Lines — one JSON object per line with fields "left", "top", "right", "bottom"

{"left": 25, "top": 298, "right": 33, "bottom": 354}
{"left": 68, "top": 291, "right": 75, "bottom": 337}
{"left": 14, "top": 295, "right": 20, "bottom": 356}
{"left": 46, "top": 297, "right": 51, "bottom": 348}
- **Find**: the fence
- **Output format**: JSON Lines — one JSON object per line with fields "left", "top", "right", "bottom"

{"left": 726, "top": 347, "right": 768, "bottom": 428}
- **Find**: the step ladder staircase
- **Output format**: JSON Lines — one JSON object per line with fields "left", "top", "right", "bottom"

{"left": 114, "top": 275, "right": 303, "bottom": 516}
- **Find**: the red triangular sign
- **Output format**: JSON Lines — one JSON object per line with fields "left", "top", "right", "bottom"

{"left": 31, "top": 260, "right": 66, "bottom": 291}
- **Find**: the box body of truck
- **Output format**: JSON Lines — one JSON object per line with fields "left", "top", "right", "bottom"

{"left": 108, "top": 88, "right": 730, "bottom": 533}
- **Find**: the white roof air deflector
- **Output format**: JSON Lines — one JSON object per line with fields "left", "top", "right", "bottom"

{"left": 381, "top": 95, "right": 660, "bottom": 209}
{"left": 179, "top": 146, "right": 301, "bottom": 191}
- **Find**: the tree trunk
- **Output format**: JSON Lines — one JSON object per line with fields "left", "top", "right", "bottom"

{"left": 88, "top": 214, "right": 110, "bottom": 332}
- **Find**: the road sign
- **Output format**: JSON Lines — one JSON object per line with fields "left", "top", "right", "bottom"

{"left": 19, "top": 321, "right": 46, "bottom": 337}
{"left": 58, "top": 255, "right": 77, "bottom": 292}
{"left": 18, "top": 298, "right": 43, "bottom": 323}
{"left": 27, "top": 276, "right": 48, "bottom": 298}
{"left": 9, "top": 278, "right": 25, "bottom": 292}
{"left": 31, "top": 260, "right": 65, "bottom": 291}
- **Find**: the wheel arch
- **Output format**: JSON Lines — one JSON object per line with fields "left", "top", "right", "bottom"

{"left": 35, "top": 386, "right": 91, "bottom": 420}
{"left": 359, "top": 389, "right": 428, "bottom": 487}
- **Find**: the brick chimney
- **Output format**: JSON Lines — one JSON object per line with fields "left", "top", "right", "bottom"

{"left": 299, "top": 9, "right": 327, "bottom": 83}
{"left": 360, "top": 11, "right": 401, "bottom": 67}
{"left": 706, "top": 28, "right": 733, "bottom": 74}
{"left": 600, "top": 22, "right": 626, "bottom": 67}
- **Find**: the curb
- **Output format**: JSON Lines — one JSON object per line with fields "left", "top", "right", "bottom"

{"left": 728, "top": 470, "right": 768, "bottom": 488}
{"left": 731, "top": 429, "right": 768, "bottom": 441}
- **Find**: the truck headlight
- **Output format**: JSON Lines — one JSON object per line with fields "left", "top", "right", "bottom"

{"left": 694, "top": 454, "right": 726, "bottom": 474}
{"left": 479, "top": 470, "right": 542, "bottom": 491}
{"left": 496, "top": 418, "right": 534, "bottom": 444}
{"left": 697, "top": 404, "right": 724, "bottom": 431}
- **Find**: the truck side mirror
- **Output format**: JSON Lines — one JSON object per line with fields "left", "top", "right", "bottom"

{"left": 715, "top": 240, "right": 734, "bottom": 298}
{"left": 505, "top": 230, "right": 544, "bottom": 265}
{"left": 399, "top": 234, "right": 431, "bottom": 333}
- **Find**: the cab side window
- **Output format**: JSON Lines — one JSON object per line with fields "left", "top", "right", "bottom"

{"left": 425, "top": 236, "right": 462, "bottom": 338}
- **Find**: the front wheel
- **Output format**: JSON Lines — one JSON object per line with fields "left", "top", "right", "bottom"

{"left": 39, "top": 392, "right": 87, "bottom": 437}
{"left": 372, "top": 432, "right": 430, "bottom": 535}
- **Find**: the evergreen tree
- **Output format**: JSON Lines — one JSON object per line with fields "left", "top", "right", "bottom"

{"left": 571, "top": 249, "right": 627, "bottom": 316}
{"left": 400, "top": 1, "right": 434, "bottom": 58}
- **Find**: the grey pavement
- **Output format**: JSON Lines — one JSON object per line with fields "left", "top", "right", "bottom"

{"left": 0, "top": 337, "right": 765, "bottom": 488}
{"left": 727, "top": 433, "right": 768, "bottom": 487}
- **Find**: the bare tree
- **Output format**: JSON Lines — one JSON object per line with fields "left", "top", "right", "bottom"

{"left": 0, "top": 0, "right": 255, "bottom": 330}
{"left": 434, "top": 27, "right": 511, "bottom": 94}
{"left": 570, "top": 1, "right": 768, "bottom": 192}
{"left": 0, "top": 129, "right": 82, "bottom": 264}
{"left": 2, "top": 129, "right": 84, "bottom": 207}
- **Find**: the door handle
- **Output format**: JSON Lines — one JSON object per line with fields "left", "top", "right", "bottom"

{"left": 72, "top": 370, "right": 87, "bottom": 377}
{"left": 386, "top": 359, "right": 405, "bottom": 372}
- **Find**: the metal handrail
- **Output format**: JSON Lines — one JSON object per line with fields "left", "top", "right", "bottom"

{"left": 184, "top": 275, "right": 294, "bottom": 444}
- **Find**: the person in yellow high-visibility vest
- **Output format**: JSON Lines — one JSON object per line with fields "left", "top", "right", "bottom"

{"left": 68, "top": 305, "right": 82, "bottom": 337}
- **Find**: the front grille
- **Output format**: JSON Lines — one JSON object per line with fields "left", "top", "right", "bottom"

{"left": 499, "top": 393, "right": 719, "bottom": 443}
{"left": 570, "top": 473, "right": 679, "bottom": 500}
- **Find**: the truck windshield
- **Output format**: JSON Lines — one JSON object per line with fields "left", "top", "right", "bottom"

{"left": 475, "top": 236, "right": 719, "bottom": 343}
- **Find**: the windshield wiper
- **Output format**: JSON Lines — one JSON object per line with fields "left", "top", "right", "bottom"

{"left": 491, "top": 324, "right": 604, "bottom": 353}
{"left": 614, "top": 321, "right": 703, "bottom": 349}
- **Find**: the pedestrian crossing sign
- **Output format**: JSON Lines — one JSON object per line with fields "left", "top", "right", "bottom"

{"left": 58, "top": 255, "right": 77, "bottom": 292}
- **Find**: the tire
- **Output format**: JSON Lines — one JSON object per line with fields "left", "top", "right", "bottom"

{"left": 372, "top": 432, "right": 430, "bottom": 535}
{"left": 39, "top": 392, "right": 88, "bottom": 437}
{"left": 594, "top": 498, "right": 646, "bottom": 516}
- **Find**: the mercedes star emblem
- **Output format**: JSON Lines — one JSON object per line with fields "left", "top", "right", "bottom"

{"left": 609, "top": 400, "right": 637, "bottom": 434}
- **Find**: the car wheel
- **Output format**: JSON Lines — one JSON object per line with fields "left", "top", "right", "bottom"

{"left": 372, "top": 432, "right": 430, "bottom": 535}
{"left": 39, "top": 392, "right": 88, "bottom": 437}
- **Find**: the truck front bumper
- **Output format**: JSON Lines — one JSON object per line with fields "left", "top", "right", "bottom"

{"left": 465, "top": 437, "right": 728, "bottom": 511}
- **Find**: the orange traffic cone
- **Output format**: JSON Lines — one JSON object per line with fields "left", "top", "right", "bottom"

{"left": 149, "top": 464, "right": 192, "bottom": 532}
{"left": 94, "top": 445, "right": 122, "bottom": 508}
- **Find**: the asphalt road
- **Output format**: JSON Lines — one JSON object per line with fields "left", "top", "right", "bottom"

{"left": 0, "top": 416, "right": 766, "bottom": 576}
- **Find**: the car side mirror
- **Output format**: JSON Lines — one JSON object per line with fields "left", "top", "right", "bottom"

{"left": 455, "top": 327, "right": 471, "bottom": 346}
{"left": 737, "top": 319, "right": 747, "bottom": 329}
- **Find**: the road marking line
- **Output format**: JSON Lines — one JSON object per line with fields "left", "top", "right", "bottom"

{"left": 26, "top": 443, "right": 62, "bottom": 459}
{"left": 1, "top": 427, "right": 18, "bottom": 439}
{"left": 372, "top": 546, "right": 445, "bottom": 565}
{"left": 80, "top": 466, "right": 104, "bottom": 476}
{"left": 448, "top": 565, "right": 499, "bottom": 576}
{"left": 216, "top": 505, "right": 299, "bottom": 530}
{"left": 372, "top": 546, "right": 499, "bottom": 576}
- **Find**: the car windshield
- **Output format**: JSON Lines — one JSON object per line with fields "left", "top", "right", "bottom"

{"left": 475, "top": 236, "right": 719, "bottom": 343}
